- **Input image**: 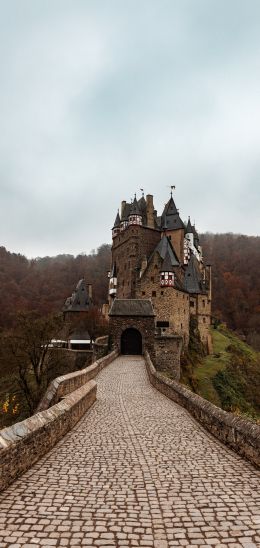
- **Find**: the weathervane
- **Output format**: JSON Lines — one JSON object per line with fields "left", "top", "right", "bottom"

{"left": 167, "top": 185, "right": 176, "bottom": 197}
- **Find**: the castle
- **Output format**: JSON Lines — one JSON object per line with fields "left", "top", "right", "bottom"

{"left": 108, "top": 191, "right": 212, "bottom": 377}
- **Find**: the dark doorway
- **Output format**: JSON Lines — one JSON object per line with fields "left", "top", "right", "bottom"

{"left": 121, "top": 328, "right": 142, "bottom": 355}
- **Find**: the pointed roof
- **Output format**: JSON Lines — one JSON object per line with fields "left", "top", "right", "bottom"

{"left": 113, "top": 210, "right": 121, "bottom": 228}
{"left": 152, "top": 235, "right": 180, "bottom": 267}
{"left": 129, "top": 196, "right": 142, "bottom": 216}
{"left": 160, "top": 251, "right": 174, "bottom": 272}
{"left": 111, "top": 263, "right": 117, "bottom": 277}
{"left": 63, "top": 278, "right": 93, "bottom": 312}
{"left": 161, "top": 197, "right": 185, "bottom": 230}
{"left": 184, "top": 254, "right": 204, "bottom": 294}
{"left": 138, "top": 195, "right": 147, "bottom": 212}
{"left": 185, "top": 217, "right": 193, "bottom": 234}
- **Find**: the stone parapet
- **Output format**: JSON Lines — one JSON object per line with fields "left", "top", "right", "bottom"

{"left": 144, "top": 351, "right": 260, "bottom": 468}
{"left": 0, "top": 380, "right": 97, "bottom": 492}
{"left": 37, "top": 350, "right": 118, "bottom": 412}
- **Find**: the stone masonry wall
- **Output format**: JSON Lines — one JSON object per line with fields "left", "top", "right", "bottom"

{"left": 154, "top": 335, "right": 182, "bottom": 380}
{"left": 145, "top": 351, "right": 260, "bottom": 468}
{"left": 109, "top": 316, "right": 155, "bottom": 361}
{"left": 112, "top": 225, "right": 161, "bottom": 298}
{"left": 37, "top": 350, "right": 118, "bottom": 412}
{"left": 0, "top": 380, "right": 97, "bottom": 492}
{"left": 136, "top": 252, "right": 190, "bottom": 345}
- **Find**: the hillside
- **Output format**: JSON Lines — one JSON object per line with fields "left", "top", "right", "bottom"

{"left": 0, "top": 232, "right": 259, "bottom": 347}
{"left": 193, "top": 326, "right": 260, "bottom": 420}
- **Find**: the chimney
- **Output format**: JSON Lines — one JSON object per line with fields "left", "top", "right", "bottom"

{"left": 121, "top": 200, "right": 126, "bottom": 219}
{"left": 146, "top": 194, "right": 155, "bottom": 229}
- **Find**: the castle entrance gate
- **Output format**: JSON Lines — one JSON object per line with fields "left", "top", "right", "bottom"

{"left": 121, "top": 328, "right": 142, "bottom": 355}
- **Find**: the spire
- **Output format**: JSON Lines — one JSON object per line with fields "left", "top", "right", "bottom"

{"left": 113, "top": 210, "right": 121, "bottom": 228}
{"left": 129, "top": 195, "right": 142, "bottom": 216}
{"left": 185, "top": 216, "right": 193, "bottom": 234}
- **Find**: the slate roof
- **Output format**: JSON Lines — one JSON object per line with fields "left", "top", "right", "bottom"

{"left": 121, "top": 203, "right": 131, "bottom": 221}
{"left": 111, "top": 263, "right": 117, "bottom": 277}
{"left": 161, "top": 197, "right": 185, "bottom": 230}
{"left": 109, "top": 299, "right": 155, "bottom": 317}
{"left": 184, "top": 254, "right": 205, "bottom": 294}
{"left": 113, "top": 211, "right": 121, "bottom": 228}
{"left": 160, "top": 251, "right": 174, "bottom": 272}
{"left": 130, "top": 196, "right": 142, "bottom": 216}
{"left": 185, "top": 217, "right": 193, "bottom": 234}
{"left": 68, "top": 329, "right": 91, "bottom": 341}
{"left": 152, "top": 235, "right": 180, "bottom": 267}
{"left": 63, "top": 278, "right": 93, "bottom": 312}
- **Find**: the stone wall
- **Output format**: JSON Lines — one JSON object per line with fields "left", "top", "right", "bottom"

{"left": 154, "top": 335, "right": 182, "bottom": 380}
{"left": 0, "top": 380, "right": 97, "bottom": 492}
{"left": 109, "top": 316, "right": 155, "bottom": 360}
{"left": 37, "top": 350, "right": 118, "bottom": 412}
{"left": 145, "top": 351, "right": 260, "bottom": 468}
{"left": 136, "top": 252, "right": 190, "bottom": 345}
{"left": 112, "top": 224, "right": 161, "bottom": 298}
{"left": 93, "top": 335, "right": 109, "bottom": 361}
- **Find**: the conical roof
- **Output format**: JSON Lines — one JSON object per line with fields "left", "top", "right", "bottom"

{"left": 63, "top": 278, "right": 93, "bottom": 311}
{"left": 113, "top": 210, "right": 121, "bottom": 228}
{"left": 185, "top": 217, "right": 193, "bottom": 234}
{"left": 184, "top": 254, "right": 204, "bottom": 294}
{"left": 161, "top": 197, "right": 185, "bottom": 230}
{"left": 130, "top": 196, "right": 142, "bottom": 216}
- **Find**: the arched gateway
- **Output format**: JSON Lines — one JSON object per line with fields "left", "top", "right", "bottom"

{"left": 121, "top": 328, "right": 142, "bottom": 355}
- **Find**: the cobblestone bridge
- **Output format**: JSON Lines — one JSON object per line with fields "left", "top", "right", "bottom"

{"left": 0, "top": 356, "right": 259, "bottom": 547}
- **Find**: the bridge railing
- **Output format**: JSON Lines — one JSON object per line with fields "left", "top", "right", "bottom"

{"left": 0, "top": 350, "right": 118, "bottom": 492}
{"left": 145, "top": 351, "right": 260, "bottom": 468}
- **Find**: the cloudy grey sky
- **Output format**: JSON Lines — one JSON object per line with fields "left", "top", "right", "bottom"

{"left": 0, "top": 0, "right": 259, "bottom": 258}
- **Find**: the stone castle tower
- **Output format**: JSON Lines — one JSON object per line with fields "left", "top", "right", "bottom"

{"left": 108, "top": 191, "right": 212, "bottom": 376}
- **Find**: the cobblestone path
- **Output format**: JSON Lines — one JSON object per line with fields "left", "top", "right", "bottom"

{"left": 0, "top": 356, "right": 259, "bottom": 548}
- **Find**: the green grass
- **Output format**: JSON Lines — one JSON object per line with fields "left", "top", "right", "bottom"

{"left": 194, "top": 326, "right": 260, "bottom": 419}
{"left": 195, "top": 329, "right": 230, "bottom": 405}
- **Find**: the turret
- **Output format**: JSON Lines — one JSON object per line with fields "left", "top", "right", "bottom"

{"left": 160, "top": 251, "right": 175, "bottom": 287}
{"left": 128, "top": 195, "right": 142, "bottom": 226}
{"left": 112, "top": 211, "right": 121, "bottom": 238}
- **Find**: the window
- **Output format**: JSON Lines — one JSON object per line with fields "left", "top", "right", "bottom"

{"left": 142, "top": 291, "right": 146, "bottom": 295}
{"left": 161, "top": 291, "right": 164, "bottom": 295}
{"left": 152, "top": 291, "right": 156, "bottom": 297}
{"left": 151, "top": 277, "right": 154, "bottom": 282}
{"left": 156, "top": 321, "right": 169, "bottom": 328}
{"left": 203, "top": 317, "right": 206, "bottom": 323}
{"left": 190, "top": 301, "right": 194, "bottom": 308}
{"left": 203, "top": 300, "right": 205, "bottom": 308}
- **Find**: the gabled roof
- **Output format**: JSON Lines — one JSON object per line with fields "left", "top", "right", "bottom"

{"left": 184, "top": 254, "right": 205, "bottom": 294}
{"left": 63, "top": 278, "right": 93, "bottom": 312}
{"left": 109, "top": 299, "right": 155, "bottom": 317}
{"left": 161, "top": 197, "right": 185, "bottom": 230}
{"left": 160, "top": 251, "right": 174, "bottom": 272}
{"left": 152, "top": 235, "right": 180, "bottom": 267}
{"left": 113, "top": 211, "right": 121, "bottom": 228}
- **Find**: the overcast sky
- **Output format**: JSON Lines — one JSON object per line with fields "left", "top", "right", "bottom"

{"left": 0, "top": 0, "right": 259, "bottom": 258}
